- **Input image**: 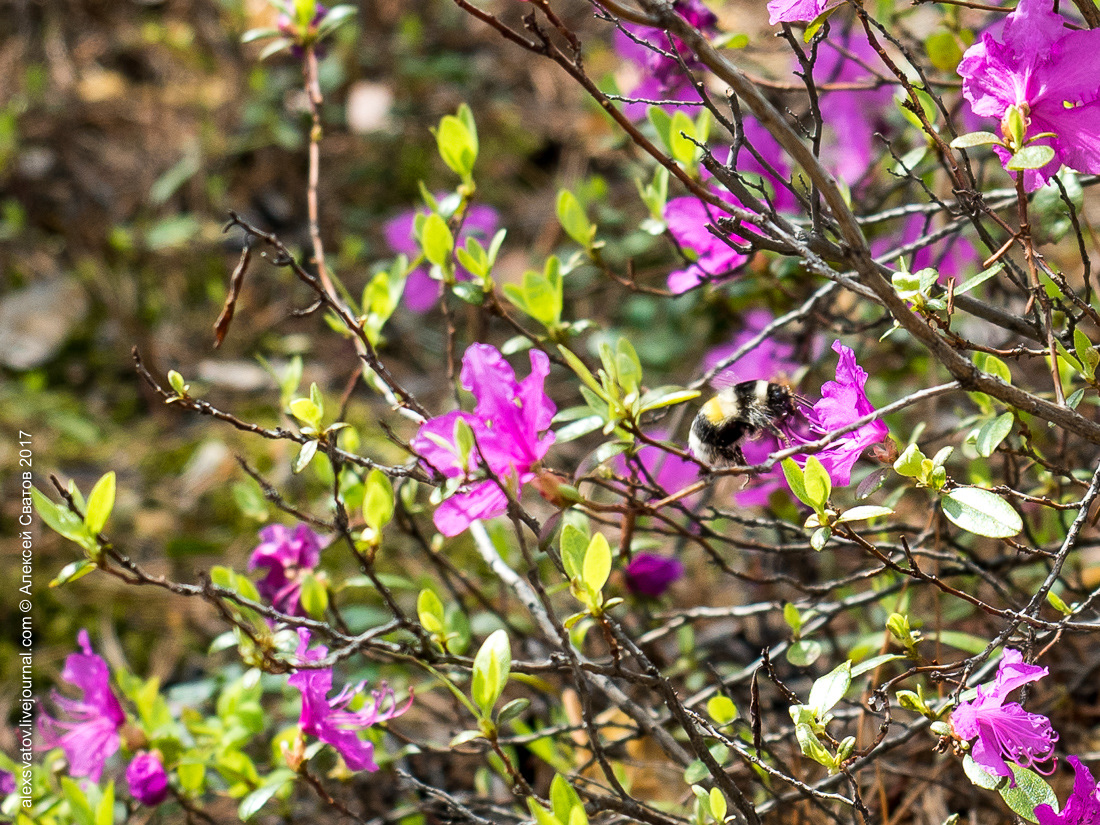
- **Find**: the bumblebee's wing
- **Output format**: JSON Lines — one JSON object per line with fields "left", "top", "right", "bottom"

{"left": 709, "top": 365, "right": 743, "bottom": 390}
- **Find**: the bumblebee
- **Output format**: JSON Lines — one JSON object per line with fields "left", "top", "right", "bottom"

{"left": 689, "top": 380, "right": 798, "bottom": 468}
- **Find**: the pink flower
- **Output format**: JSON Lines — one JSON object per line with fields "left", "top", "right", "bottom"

{"left": 703, "top": 309, "right": 801, "bottom": 383}
{"left": 813, "top": 33, "right": 894, "bottom": 183}
{"left": 624, "top": 553, "right": 684, "bottom": 597}
{"left": 958, "top": 0, "right": 1100, "bottom": 190}
{"left": 0, "top": 770, "right": 15, "bottom": 796}
{"left": 289, "top": 630, "right": 411, "bottom": 772}
{"left": 38, "top": 630, "right": 125, "bottom": 782}
{"left": 768, "top": 0, "right": 829, "bottom": 25}
{"left": 248, "top": 523, "right": 329, "bottom": 617}
{"left": 614, "top": 0, "right": 719, "bottom": 118}
{"left": 384, "top": 201, "right": 500, "bottom": 312}
{"left": 665, "top": 195, "right": 750, "bottom": 294}
{"left": 126, "top": 751, "right": 169, "bottom": 806}
{"left": 800, "top": 341, "right": 888, "bottom": 486}
{"left": 1035, "top": 757, "right": 1100, "bottom": 825}
{"left": 951, "top": 649, "right": 1058, "bottom": 783}
{"left": 412, "top": 344, "right": 556, "bottom": 537}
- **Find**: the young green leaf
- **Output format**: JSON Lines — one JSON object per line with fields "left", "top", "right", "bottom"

{"left": 941, "top": 487, "right": 1022, "bottom": 538}
{"left": 471, "top": 629, "right": 511, "bottom": 717}
{"left": 83, "top": 471, "right": 116, "bottom": 536}
{"left": 582, "top": 532, "right": 612, "bottom": 594}
{"left": 363, "top": 469, "right": 395, "bottom": 533}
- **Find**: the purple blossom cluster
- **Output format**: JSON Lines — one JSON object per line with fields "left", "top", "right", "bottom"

{"left": 958, "top": 0, "right": 1100, "bottom": 190}
{"left": 951, "top": 649, "right": 1058, "bottom": 783}
{"left": 949, "top": 650, "right": 1100, "bottom": 821}
{"left": 613, "top": 0, "right": 719, "bottom": 117}
{"left": 290, "top": 630, "right": 411, "bottom": 771}
{"left": 248, "top": 522, "right": 329, "bottom": 617}
{"left": 412, "top": 343, "right": 556, "bottom": 537}
{"left": 39, "top": 630, "right": 126, "bottom": 783}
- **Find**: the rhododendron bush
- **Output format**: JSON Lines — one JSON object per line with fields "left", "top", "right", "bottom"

{"left": 15, "top": 0, "right": 1100, "bottom": 822}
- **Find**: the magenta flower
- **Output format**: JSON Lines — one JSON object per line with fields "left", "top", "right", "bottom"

{"left": 412, "top": 344, "right": 556, "bottom": 537}
{"left": 958, "top": 0, "right": 1100, "bottom": 190}
{"left": 768, "top": 0, "right": 829, "bottom": 25}
{"left": 126, "top": 751, "right": 169, "bottom": 806}
{"left": 1035, "top": 757, "right": 1100, "bottom": 825}
{"left": 951, "top": 649, "right": 1058, "bottom": 783}
{"left": 799, "top": 341, "right": 888, "bottom": 487}
{"left": 665, "top": 194, "right": 750, "bottom": 294}
{"left": 384, "top": 201, "right": 499, "bottom": 313}
{"left": 814, "top": 34, "right": 894, "bottom": 183}
{"left": 624, "top": 553, "right": 684, "bottom": 597}
{"left": 613, "top": 0, "right": 718, "bottom": 118}
{"left": 248, "top": 523, "right": 329, "bottom": 617}
{"left": 703, "top": 309, "right": 801, "bottom": 383}
{"left": 0, "top": 770, "right": 15, "bottom": 796}
{"left": 38, "top": 630, "right": 125, "bottom": 782}
{"left": 289, "top": 630, "right": 411, "bottom": 772}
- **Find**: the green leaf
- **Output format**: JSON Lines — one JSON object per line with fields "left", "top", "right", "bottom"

{"left": 363, "top": 469, "right": 395, "bottom": 533}
{"left": 638, "top": 387, "right": 700, "bottom": 413}
{"left": 239, "top": 780, "right": 287, "bottom": 821}
{"left": 471, "top": 629, "right": 511, "bottom": 717}
{"left": 926, "top": 29, "right": 964, "bottom": 72}
{"left": 782, "top": 458, "right": 809, "bottom": 505}
{"left": 802, "top": 2, "right": 841, "bottom": 41}
{"left": 50, "top": 559, "right": 96, "bottom": 588}
{"left": 892, "top": 443, "right": 925, "bottom": 478}
{"left": 1007, "top": 144, "right": 1056, "bottom": 171}
{"left": 561, "top": 523, "right": 588, "bottom": 580}
{"left": 94, "top": 781, "right": 114, "bottom": 825}
{"left": 669, "top": 110, "right": 697, "bottom": 166}
{"left": 932, "top": 630, "right": 992, "bottom": 654}
{"left": 802, "top": 456, "right": 831, "bottom": 510}
{"left": 582, "top": 532, "right": 612, "bottom": 594}
{"left": 497, "top": 697, "right": 531, "bottom": 726}
{"left": 954, "top": 262, "right": 1003, "bottom": 295}
{"left": 421, "top": 213, "right": 454, "bottom": 268}
{"left": 550, "top": 773, "right": 584, "bottom": 823}
{"left": 647, "top": 105, "right": 673, "bottom": 151}
{"left": 84, "top": 471, "right": 116, "bottom": 535}
{"left": 709, "top": 788, "right": 727, "bottom": 824}
{"left": 707, "top": 695, "right": 737, "bottom": 724}
{"left": 293, "top": 440, "right": 318, "bottom": 474}
{"left": 834, "top": 505, "right": 893, "bottom": 524}
{"left": 1007, "top": 143, "right": 1051, "bottom": 170}
{"left": 999, "top": 764, "right": 1057, "bottom": 824}
{"left": 33, "top": 488, "right": 87, "bottom": 543}
{"left": 949, "top": 131, "right": 1002, "bottom": 149}
{"left": 850, "top": 653, "right": 904, "bottom": 678}
{"left": 786, "top": 639, "right": 822, "bottom": 667}
{"left": 556, "top": 190, "right": 593, "bottom": 247}
{"left": 299, "top": 572, "right": 328, "bottom": 618}
{"left": 60, "top": 777, "right": 95, "bottom": 825}
{"left": 1075, "top": 327, "right": 1099, "bottom": 380}
{"left": 289, "top": 398, "right": 322, "bottom": 431}
{"left": 975, "top": 413, "right": 1013, "bottom": 457}
{"left": 1047, "top": 590, "right": 1073, "bottom": 615}
{"left": 809, "top": 660, "right": 851, "bottom": 716}
{"left": 557, "top": 345, "right": 607, "bottom": 400}
{"left": 941, "top": 487, "right": 1022, "bottom": 538}
{"left": 436, "top": 113, "right": 478, "bottom": 179}
{"left": 418, "top": 589, "right": 447, "bottom": 635}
